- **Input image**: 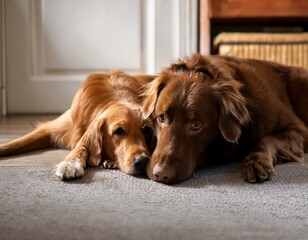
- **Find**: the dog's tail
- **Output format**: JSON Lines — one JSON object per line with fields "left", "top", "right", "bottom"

{"left": 0, "top": 110, "right": 72, "bottom": 156}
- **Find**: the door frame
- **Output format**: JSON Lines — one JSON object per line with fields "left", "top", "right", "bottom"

{"left": 0, "top": 0, "right": 6, "bottom": 115}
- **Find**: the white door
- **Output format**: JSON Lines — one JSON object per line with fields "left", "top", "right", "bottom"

{"left": 2, "top": 0, "right": 198, "bottom": 114}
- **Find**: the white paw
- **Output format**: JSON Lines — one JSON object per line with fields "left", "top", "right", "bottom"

{"left": 101, "top": 160, "right": 118, "bottom": 169}
{"left": 55, "top": 160, "right": 85, "bottom": 180}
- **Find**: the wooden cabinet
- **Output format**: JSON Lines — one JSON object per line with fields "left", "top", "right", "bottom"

{"left": 200, "top": 0, "right": 308, "bottom": 54}
{"left": 210, "top": 0, "right": 308, "bottom": 18}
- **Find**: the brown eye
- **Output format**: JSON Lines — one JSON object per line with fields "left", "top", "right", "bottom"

{"left": 158, "top": 114, "right": 165, "bottom": 123}
{"left": 114, "top": 127, "right": 125, "bottom": 136}
{"left": 191, "top": 121, "right": 202, "bottom": 131}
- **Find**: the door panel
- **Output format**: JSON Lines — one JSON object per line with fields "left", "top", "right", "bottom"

{"left": 42, "top": 0, "right": 140, "bottom": 70}
{"left": 6, "top": 0, "right": 142, "bottom": 113}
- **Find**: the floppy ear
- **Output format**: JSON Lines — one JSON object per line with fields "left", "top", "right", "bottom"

{"left": 141, "top": 76, "right": 168, "bottom": 119}
{"left": 212, "top": 79, "right": 251, "bottom": 143}
{"left": 82, "top": 118, "right": 105, "bottom": 166}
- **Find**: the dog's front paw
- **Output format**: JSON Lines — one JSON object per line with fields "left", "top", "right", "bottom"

{"left": 242, "top": 152, "right": 275, "bottom": 183}
{"left": 55, "top": 160, "right": 85, "bottom": 180}
{"left": 101, "top": 160, "right": 118, "bottom": 169}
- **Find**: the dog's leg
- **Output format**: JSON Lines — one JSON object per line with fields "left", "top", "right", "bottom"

{"left": 55, "top": 145, "right": 88, "bottom": 180}
{"left": 288, "top": 67, "right": 308, "bottom": 151}
{"left": 242, "top": 125, "right": 306, "bottom": 183}
{"left": 55, "top": 117, "right": 104, "bottom": 180}
{"left": 55, "top": 131, "right": 92, "bottom": 180}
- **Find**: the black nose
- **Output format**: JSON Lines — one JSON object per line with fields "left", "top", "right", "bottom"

{"left": 133, "top": 155, "right": 150, "bottom": 171}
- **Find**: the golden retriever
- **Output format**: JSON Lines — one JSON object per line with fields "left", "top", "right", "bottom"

{"left": 142, "top": 54, "right": 308, "bottom": 184}
{"left": 0, "top": 71, "right": 154, "bottom": 180}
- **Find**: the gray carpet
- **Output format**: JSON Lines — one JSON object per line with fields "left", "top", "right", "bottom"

{"left": 1, "top": 159, "right": 308, "bottom": 240}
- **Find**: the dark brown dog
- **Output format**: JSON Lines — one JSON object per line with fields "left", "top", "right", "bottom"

{"left": 0, "top": 71, "right": 154, "bottom": 180}
{"left": 142, "top": 54, "right": 308, "bottom": 184}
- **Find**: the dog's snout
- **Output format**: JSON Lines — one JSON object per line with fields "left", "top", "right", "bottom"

{"left": 133, "top": 155, "right": 149, "bottom": 170}
{"left": 153, "top": 163, "right": 175, "bottom": 184}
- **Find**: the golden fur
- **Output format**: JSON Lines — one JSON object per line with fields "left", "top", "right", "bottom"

{"left": 0, "top": 71, "right": 155, "bottom": 179}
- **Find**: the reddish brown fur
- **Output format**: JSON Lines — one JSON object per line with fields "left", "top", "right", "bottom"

{"left": 0, "top": 71, "right": 155, "bottom": 180}
{"left": 142, "top": 54, "right": 308, "bottom": 184}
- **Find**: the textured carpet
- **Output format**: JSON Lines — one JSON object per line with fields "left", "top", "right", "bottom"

{"left": 1, "top": 158, "right": 308, "bottom": 240}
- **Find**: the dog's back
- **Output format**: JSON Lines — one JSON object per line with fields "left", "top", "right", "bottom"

{"left": 218, "top": 56, "right": 308, "bottom": 123}
{"left": 216, "top": 56, "right": 308, "bottom": 150}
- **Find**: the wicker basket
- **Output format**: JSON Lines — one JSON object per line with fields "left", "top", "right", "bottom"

{"left": 214, "top": 33, "right": 308, "bottom": 69}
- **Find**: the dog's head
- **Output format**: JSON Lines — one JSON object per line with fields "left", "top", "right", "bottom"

{"left": 84, "top": 103, "right": 152, "bottom": 175}
{"left": 142, "top": 54, "right": 251, "bottom": 184}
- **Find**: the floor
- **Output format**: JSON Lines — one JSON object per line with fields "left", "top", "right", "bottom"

{"left": 0, "top": 115, "right": 69, "bottom": 166}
